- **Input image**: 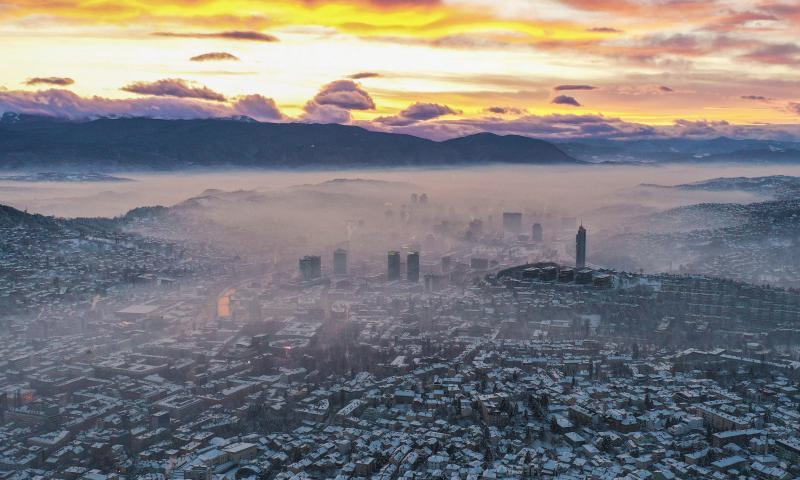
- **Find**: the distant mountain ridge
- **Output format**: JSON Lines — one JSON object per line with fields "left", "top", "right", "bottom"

{"left": 0, "top": 114, "right": 580, "bottom": 170}
{"left": 557, "top": 137, "right": 800, "bottom": 163}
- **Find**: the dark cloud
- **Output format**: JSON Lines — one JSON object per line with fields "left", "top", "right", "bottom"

{"left": 484, "top": 106, "right": 525, "bottom": 115}
{"left": 190, "top": 52, "right": 240, "bottom": 62}
{"left": 375, "top": 102, "right": 459, "bottom": 126}
{"left": 551, "top": 95, "right": 582, "bottom": 106}
{"left": 789, "top": 102, "right": 800, "bottom": 115}
{"left": 121, "top": 78, "right": 226, "bottom": 102}
{"left": 659, "top": 85, "right": 674, "bottom": 92}
{"left": 399, "top": 102, "right": 457, "bottom": 120}
{"left": 154, "top": 31, "right": 279, "bottom": 42}
{"left": 348, "top": 72, "right": 381, "bottom": 79}
{"left": 554, "top": 84, "right": 596, "bottom": 91}
{"left": 232, "top": 94, "right": 284, "bottom": 121}
{"left": 310, "top": 80, "right": 375, "bottom": 110}
{"left": 587, "top": 27, "right": 623, "bottom": 33}
{"left": 25, "top": 77, "right": 74, "bottom": 86}
{"left": 741, "top": 95, "right": 769, "bottom": 101}
{"left": 740, "top": 42, "right": 800, "bottom": 64}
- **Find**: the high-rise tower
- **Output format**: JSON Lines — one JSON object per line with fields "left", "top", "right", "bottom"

{"left": 299, "top": 255, "right": 322, "bottom": 281}
{"left": 576, "top": 225, "right": 587, "bottom": 269}
{"left": 532, "top": 223, "right": 543, "bottom": 242}
{"left": 387, "top": 251, "right": 401, "bottom": 281}
{"left": 333, "top": 248, "right": 348, "bottom": 275}
{"left": 502, "top": 212, "right": 523, "bottom": 234}
{"left": 407, "top": 251, "right": 420, "bottom": 283}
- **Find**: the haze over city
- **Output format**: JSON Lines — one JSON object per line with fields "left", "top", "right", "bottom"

{"left": 2, "top": 1, "right": 800, "bottom": 480}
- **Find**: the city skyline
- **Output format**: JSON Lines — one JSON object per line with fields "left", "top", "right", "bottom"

{"left": 3, "top": 2, "right": 800, "bottom": 479}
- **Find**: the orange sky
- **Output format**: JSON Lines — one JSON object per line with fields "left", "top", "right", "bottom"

{"left": 1, "top": 0, "right": 799, "bottom": 139}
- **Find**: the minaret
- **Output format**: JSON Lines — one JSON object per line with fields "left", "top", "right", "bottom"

{"left": 576, "top": 223, "right": 587, "bottom": 269}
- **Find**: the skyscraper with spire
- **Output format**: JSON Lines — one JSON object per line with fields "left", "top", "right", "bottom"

{"left": 576, "top": 224, "right": 587, "bottom": 268}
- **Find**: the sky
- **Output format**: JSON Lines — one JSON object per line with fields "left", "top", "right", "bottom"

{"left": 1, "top": 0, "right": 800, "bottom": 140}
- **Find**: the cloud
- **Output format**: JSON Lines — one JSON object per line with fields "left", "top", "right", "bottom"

{"left": 552, "top": 95, "right": 581, "bottom": 106}
{"left": 607, "top": 84, "right": 676, "bottom": 96}
{"left": 310, "top": 80, "right": 375, "bottom": 110}
{"left": 556, "top": 0, "right": 716, "bottom": 20}
{"left": 556, "top": 0, "right": 642, "bottom": 13}
{"left": 741, "top": 95, "right": 769, "bottom": 101}
{"left": 554, "top": 84, "right": 595, "bottom": 91}
{"left": 302, "top": 102, "right": 352, "bottom": 124}
{"left": 368, "top": 113, "right": 660, "bottom": 140}
{"left": 348, "top": 72, "right": 381, "bottom": 79}
{"left": 484, "top": 106, "right": 525, "bottom": 115}
{"left": 366, "top": 111, "right": 800, "bottom": 142}
{"left": 705, "top": 11, "right": 778, "bottom": 32}
{"left": 375, "top": 102, "right": 459, "bottom": 126}
{"left": 0, "top": 88, "right": 287, "bottom": 122}
{"left": 0, "top": 88, "right": 229, "bottom": 120}
{"left": 759, "top": 3, "right": 800, "bottom": 26}
{"left": 154, "top": 31, "right": 279, "bottom": 42}
{"left": 2, "top": 87, "right": 799, "bottom": 142}
{"left": 121, "top": 78, "right": 226, "bottom": 102}
{"left": 365, "top": 0, "right": 441, "bottom": 5}
{"left": 190, "top": 52, "right": 240, "bottom": 62}
{"left": 670, "top": 118, "right": 731, "bottom": 137}
{"left": 739, "top": 42, "right": 800, "bottom": 65}
{"left": 25, "top": 77, "right": 74, "bottom": 86}
{"left": 231, "top": 94, "right": 284, "bottom": 121}
{"left": 0, "top": 0, "right": 587, "bottom": 49}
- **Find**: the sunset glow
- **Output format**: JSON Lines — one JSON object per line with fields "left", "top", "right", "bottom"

{"left": 2, "top": 0, "right": 800, "bottom": 139}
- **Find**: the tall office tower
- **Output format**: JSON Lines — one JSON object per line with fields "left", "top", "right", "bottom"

{"left": 502, "top": 212, "right": 523, "bottom": 233}
{"left": 333, "top": 248, "right": 348, "bottom": 275}
{"left": 407, "top": 251, "right": 420, "bottom": 282}
{"left": 387, "top": 251, "right": 401, "bottom": 281}
{"left": 576, "top": 225, "right": 587, "bottom": 269}
{"left": 299, "top": 255, "right": 322, "bottom": 281}
{"left": 532, "top": 223, "right": 543, "bottom": 242}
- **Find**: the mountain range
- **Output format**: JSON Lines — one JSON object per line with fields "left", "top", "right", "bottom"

{"left": 2, "top": 113, "right": 800, "bottom": 170}
{"left": 0, "top": 114, "right": 579, "bottom": 170}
